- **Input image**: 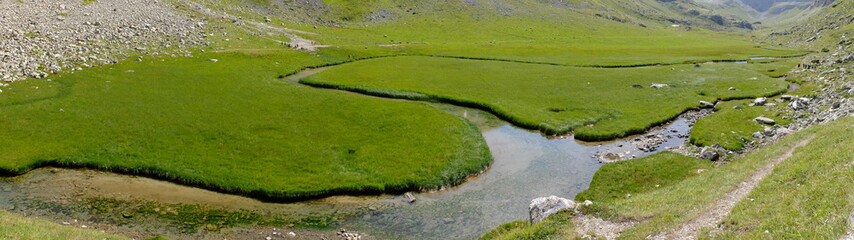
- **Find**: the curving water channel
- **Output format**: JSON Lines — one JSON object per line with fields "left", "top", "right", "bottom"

{"left": 0, "top": 102, "right": 693, "bottom": 239}
{"left": 3, "top": 57, "right": 779, "bottom": 239}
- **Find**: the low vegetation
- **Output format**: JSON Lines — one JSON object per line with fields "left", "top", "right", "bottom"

{"left": 481, "top": 117, "right": 853, "bottom": 239}
{"left": 0, "top": 50, "right": 491, "bottom": 200}
{"left": 0, "top": 210, "right": 126, "bottom": 240}
{"left": 303, "top": 56, "right": 789, "bottom": 140}
{"left": 477, "top": 210, "right": 577, "bottom": 240}
{"left": 713, "top": 118, "right": 854, "bottom": 239}
{"left": 575, "top": 152, "right": 713, "bottom": 202}
{"left": 690, "top": 99, "right": 792, "bottom": 150}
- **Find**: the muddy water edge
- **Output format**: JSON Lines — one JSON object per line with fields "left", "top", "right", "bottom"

{"left": 0, "top": 101, "right": 702, "bottom": 240}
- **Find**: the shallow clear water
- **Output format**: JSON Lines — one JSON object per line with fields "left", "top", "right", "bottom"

{"left": 0, "top": 104, "right": 693, "bottom": 240}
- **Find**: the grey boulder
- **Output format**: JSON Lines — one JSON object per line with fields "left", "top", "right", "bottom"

{"left": 529, "top": 196, "right": 576, "bottom": 223}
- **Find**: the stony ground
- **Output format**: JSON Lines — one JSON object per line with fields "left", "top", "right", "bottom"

{"left": 0, "top": 0, "right": 206, "bottom": 84}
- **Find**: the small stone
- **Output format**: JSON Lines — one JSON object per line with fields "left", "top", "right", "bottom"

{"left": 651, "top": 83, "right": 669, "bottom": 88}
{"left": 753, "top": 97, "right": 767, "bottom": 106}
{"left": 699, "top": 101, "right": 715, "bottom": 108}
{"left": 287, "top": 232, "right": 296, "bottom": 237}
{"left": 754, "top": 116, "right": 775, "bottom": 125}
{"left": 733, "top": 105, "right": 742, "bottom": 110}
{"left": 404, "top": 192, "right": 417, "bottom": 203}
{"left": 763, "top": 127, "right": 775, "bottom": 137}
{"left": 207, "top": 59, "right": 218, "bottom": 62}
{"left": 700, "top": 150, "right": 719, "bottom": 161}
{"left": 729, "top": 87, "right": 736, "bottom": 90}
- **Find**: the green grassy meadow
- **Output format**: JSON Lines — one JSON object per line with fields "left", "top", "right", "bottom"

{"left": 482, "top": 117, "right": 854, "bottom": 240}
{"left": 0, "top": 50, "right": 491, "bottom": 200}
{"left": 690, "top": 99, "right": 792, "bottom": 150}
{"left": 575, "top": 151, "right": 713, "bottom": 202}
{"left": 0, "top": 210, "right": 127, "bottom": 240}
{"left": 302, "top": 56, "right": 789, "bottom": 140}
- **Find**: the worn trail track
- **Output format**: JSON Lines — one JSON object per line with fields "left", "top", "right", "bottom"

{"left": 651, "top": 135, "right": 816, "bottom": 240}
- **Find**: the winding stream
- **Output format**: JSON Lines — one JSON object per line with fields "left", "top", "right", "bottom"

{"left": 0, "top": 103, "right": 692, "bottom": 239}
{"left": 0, "top": 57, "right": 792, "bottom": 239}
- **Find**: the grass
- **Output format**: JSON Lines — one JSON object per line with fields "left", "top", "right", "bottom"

{"left": 745, "top": 58, "right": 802, "bottom": 78}
{"left": 0, "top": 50, "right": 491, "bottom": 200}
{"left": 478, "top": 210, "right": 577, "bottom": 240}
{"left": 479, "top": 118, "right": 853, "bottom": 239}
{"left": 690, "top": 99, "right": 793, "bottom": 151}
{"left": 712, "top": 118, "right": 854, "bottom": 239}
{"left": 0, "top": 210, "right": 127, "bottom": 240}
{"left": 575, "top": 152, "right": 713, "bottom": 202}
{"left": 587, "top": 118, "right": 852, "bottom": 239}
{"left": 302, "top": 56, "right": 789, "bottom": 140}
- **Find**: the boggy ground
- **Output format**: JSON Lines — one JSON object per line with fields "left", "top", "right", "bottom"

{"left": 0, "top": 50, "right": 491, "bottom": 201}
{"left": 302, "top": 56, "right": 790, "bottom": 140}
{"left": 0, "top": 0, "right": 845, "bottom": 239}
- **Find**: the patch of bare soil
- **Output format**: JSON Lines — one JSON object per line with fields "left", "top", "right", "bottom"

{"left": 179, "top": 0, "right": 330, "bottom": 51}
{"left": 841, "top": 211, "right": 854, "bottom": 240}
{"left": 651, "top": 135, "right": 815, "bottom": 240}
{"left": 573, "top": 215, "right": 638, "bottom": 240}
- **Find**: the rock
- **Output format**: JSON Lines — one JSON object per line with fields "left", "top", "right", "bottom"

{"left": 763, "top": 126, "right": 775, "bottom": 137}
{"left": 729, "top": 87, "right": 737, "bottom": 90}
{"left": 700, "top": 150, "right": 719, "bottom": 161}
{"left": 699, "top": 101, "right": 715, "bottom": 108}
{"left": 529, "top": 196, "right": 576, "bottom": 223}
{"left": 207, "top": 59, "right": 218, "bottom": 62}
{"left": 754, "top": 116, "right": 776, "bottom": 125}
{"left": 694, "top": 63, "right": 701, "bottom": 67}
{"left": 733, "top": 105, "right": 742, "bottom": 110}
{"left": 650, "top": 83, "right": 669, "bottom": 88}
{"left": 790, "top": 98, "right": 809, "bottom": 110}
{"left": 264, "top": 16, "right": 272, "bottom": 22}
{"left": 404, "top": 192, "right": 417, "bottom": 203}
{"left": 632, "top": 84, "right": 643, "bottom": 88}
{"left": 582, "top": 200, "right": 593, "bottom": 206}
{"left": 780, "top": 95, "right": 795, "bottom": 101}
{"left": 753, "top": 97, "right": 767, "bottom": 106}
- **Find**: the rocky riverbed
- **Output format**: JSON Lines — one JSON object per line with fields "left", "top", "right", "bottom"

{"left": 0, "top": 0, "right": 207, "bottom": 83}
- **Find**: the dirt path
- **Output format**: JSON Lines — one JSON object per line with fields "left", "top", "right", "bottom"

{"left": 841, "top": 211, "right": 854, "bottom": 240}
{"left": 573, "top": 215, "right": 637, "bottom": 240}
{"left": 179, "top": 0, "right": 329, "bottom": 51}
{"left": 651, "top": 135, "right": 815, "bottom": 240}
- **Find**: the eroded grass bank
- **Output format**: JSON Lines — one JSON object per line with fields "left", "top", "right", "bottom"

{"left": 0, "top": 50, "right": 491, "bottom": 200}
{"left": 302, "top": 56, "right": 789, "bottom": 140}
{"left": 481, "top": 117, "right": 853, "bottom": 239}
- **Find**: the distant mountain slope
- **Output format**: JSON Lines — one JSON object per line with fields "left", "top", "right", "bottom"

{"left": 740, "top": 0, "right": 811, "bottom": 12}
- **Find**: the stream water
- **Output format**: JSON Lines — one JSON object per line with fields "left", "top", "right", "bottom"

{"left": 1, "top": 58, "right": 778, "bottom": 239}
{"left": 0, "top": 103, "right": 693, "bottom": 239}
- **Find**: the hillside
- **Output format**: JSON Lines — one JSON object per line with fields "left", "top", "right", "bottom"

{"left": 0, "top": 0, "right": 850, "bottom": 239}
